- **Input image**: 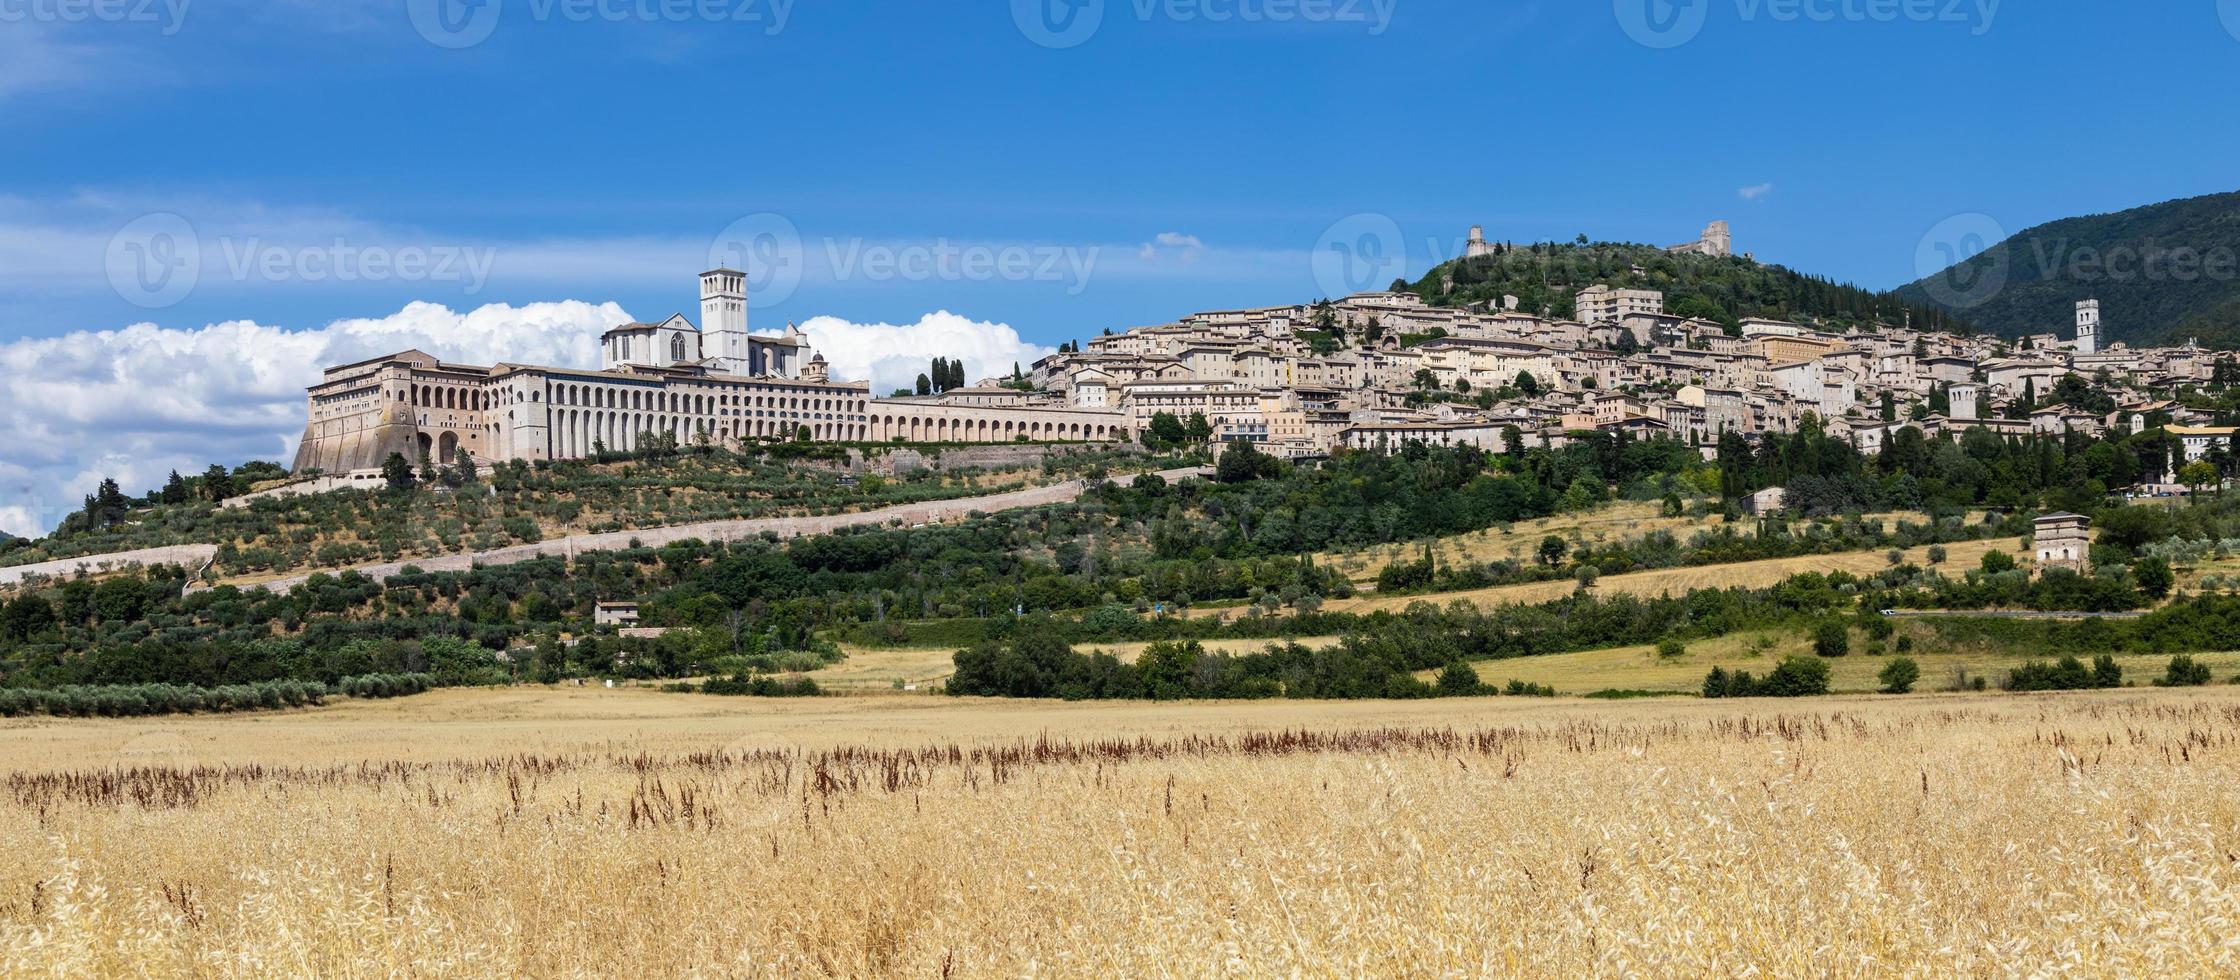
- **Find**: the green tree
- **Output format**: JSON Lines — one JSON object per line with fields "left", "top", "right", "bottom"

{"left": 381, "top": 452, "right": 416, "bottom": 492}
{"left": 2133, "top": 557, "right": 2174, "bottom": 601}
{"left": 2159, "top": 654, "right": 2213, "bottom": 687}
{"left": 2179, "top": 460, "right": 2220, "bottom": 498}
{"left": 1145, "top": 412, "right": 1188, "bottom": 448}
{"left": 1537, "top": 535, "right": 1568, "bottom": 566}
{"left": 1435, "top": 661, "right": 1482, "bottom": 696}
{"left": 1814, "top": 620, "right": 1851, "bottom": 658}
{"left": 1878, "top": 656, "right": 1920, "bottom": 694}
{"left": 200, "top": 464, "right": 235, "bottom": 502}
{"left": 1183, "top": 413, "right": 1214, "bottom": 443}
{"left": 1980, "top": 549, "right": 2016, "bottom": 574}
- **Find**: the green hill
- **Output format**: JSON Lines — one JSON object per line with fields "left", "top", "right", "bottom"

{"left": 1892, "top": 190, "right": 2240, "bottom": 348}
{"left": 1404, "top": 240, "right": 1964, "bottom": 334}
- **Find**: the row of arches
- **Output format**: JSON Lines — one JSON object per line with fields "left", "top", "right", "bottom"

{"left": 408, "top": 384, "right": 486, "bottom": 412}
{"left": 546, "top": 409, "right": 878, "bottom": 458}
{"left": 863, "top": 414, "right": 1123, "bottom": 444}
{"left": 546, "top": 381, "right": 865, "bottom": 417}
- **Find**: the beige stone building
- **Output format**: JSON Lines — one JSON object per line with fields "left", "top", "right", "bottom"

{"left": 293, "top": 269, "right": 1132, "bottom": 473}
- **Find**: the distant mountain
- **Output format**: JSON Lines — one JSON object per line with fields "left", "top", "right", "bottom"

{"left": 1893, "top": 190, "right": 2240, "bottom": 348}
{"left": 1407, "top": 241, "right": 1963, "bottom": 334}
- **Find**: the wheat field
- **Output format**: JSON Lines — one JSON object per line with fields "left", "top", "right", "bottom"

{"left": 3, "top": 687, "right": 2238, "bottom": 976}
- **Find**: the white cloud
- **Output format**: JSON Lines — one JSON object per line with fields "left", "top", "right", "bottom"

{"left": 784, "top": 312, "right": 1054, "bottom": 395}
{"left": 1138, "top": 231, "right": 1207, "bottom": 263}
{"left": 1738, "top": 183, "right": 1775, "bottom": 202}
{"left": 0, "top": 302, "right": 1063, "bottom": 538}
{"left": 0, "top": 300, "right": 630, "bottom": 537}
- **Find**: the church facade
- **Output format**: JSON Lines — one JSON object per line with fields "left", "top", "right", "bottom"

{"left": 291, "top": 269, "right": 1133, "bottom": 473}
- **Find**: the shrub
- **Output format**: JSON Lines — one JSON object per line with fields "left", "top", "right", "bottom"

{"left": 2008, "top": 655, "right": 2122, "bottom": 692}
{"left": 2157, "top": 654, "right": 2213, "bottom": 688}
{"left": 1434, "top": 662, "right": 1484, "bottom": 696}
{"left": 1814, "top": 621, "right": 1851, "bottom": 658}
{"left": 1704, "top": 657, "right": 1829, "bottom": 698}
{"left": 1656, "top": 637, "right": 1686, "bottom": 660}
{"left": 700, "top": 674, "right": 824, "bottom": 697}
{"left": 1878, "top": 657, "right": 1920, "bottom": 694}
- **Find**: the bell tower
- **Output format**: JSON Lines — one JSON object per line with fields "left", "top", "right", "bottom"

{"left": 2075, "top": 299, "right": 2099, "bottom": 355}
{"left": 701, "top": 268, "right": 750, "bottom": 375}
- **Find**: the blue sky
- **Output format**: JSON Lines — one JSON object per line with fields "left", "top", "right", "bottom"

{"left": 1, "top": 0, "right": 2237, "bottom": 533}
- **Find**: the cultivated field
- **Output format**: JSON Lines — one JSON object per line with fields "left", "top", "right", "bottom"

{"left": 3, "top": 687, "right": 2239, "bottom": 975}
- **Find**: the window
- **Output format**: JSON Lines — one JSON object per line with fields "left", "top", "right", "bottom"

{"left": 671, "top": 334, "right": 686, "bottom": 362}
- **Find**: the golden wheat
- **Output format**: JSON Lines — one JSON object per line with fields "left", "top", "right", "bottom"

{"left": 2, "top": 688, "right": 2238, "bottom": 976}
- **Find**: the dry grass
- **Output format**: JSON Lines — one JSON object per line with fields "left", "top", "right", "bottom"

{"left": 3, "top": 687, "right": 2240, "bottom": 975}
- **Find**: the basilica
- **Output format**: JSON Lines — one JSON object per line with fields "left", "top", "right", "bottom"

{"left": 290, "top": 269, "right": 1134, "bottom": 474}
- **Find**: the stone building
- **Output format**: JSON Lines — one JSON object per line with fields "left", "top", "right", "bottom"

{"left": 292, "top": 269, "right": 1132, "bottom": 474}
{"left": 2033, "top": 513, "right": 2091, "bottom": 576}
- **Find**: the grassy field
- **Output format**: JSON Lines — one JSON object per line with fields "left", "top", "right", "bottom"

{"left": 3, "top": 686, "right": 2239, "bottom": 974}
{"left": 1312, "top": 503, "right": 1983, "bottom": 585}
{"left": 1325, "top": 535, "right": 2013, "bottom": 615}
{"left": 1445, "top": 627, "right": 2240, "bottom": 695}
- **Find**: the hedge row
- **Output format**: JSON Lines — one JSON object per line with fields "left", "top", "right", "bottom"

{"left": 0, "top": 672, "right": 440, "bottom": 718}
{"left": 0, "top": 679, "right": 329, "bottom": 718}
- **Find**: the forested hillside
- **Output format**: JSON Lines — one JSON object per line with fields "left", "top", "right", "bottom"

{"left": 1894, "top": 189, "right": 2240, "bottom": 347}
{"left": 1402, "top": 240, "right": 1966, "bottom": 334}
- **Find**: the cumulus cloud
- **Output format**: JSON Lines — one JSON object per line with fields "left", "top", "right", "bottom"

{"left": 1738, "top": 183, "right": 1775, "bottom": 202}
{"left": 784, "top": 312, "right": 1055, "bottom": 396}
{"left": 0, "top": 302, "right": 1064, "bottom": 537}
{"left": 1138, "top": 231, "right": 1207, "bottom": 263}
{"left": 0, "top": 300, "right": 630, "bottom": 537}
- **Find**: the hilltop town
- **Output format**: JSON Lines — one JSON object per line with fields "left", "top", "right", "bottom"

{"left": 294, "top": 222, "right": 2237, "bottom": 485}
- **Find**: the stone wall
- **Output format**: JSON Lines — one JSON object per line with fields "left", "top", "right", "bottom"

{"left": 863, "top": 441, "right": 1145, "bottom": 477}
{"left": 0, "top": 545, "right": 220, "bottom": 588}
